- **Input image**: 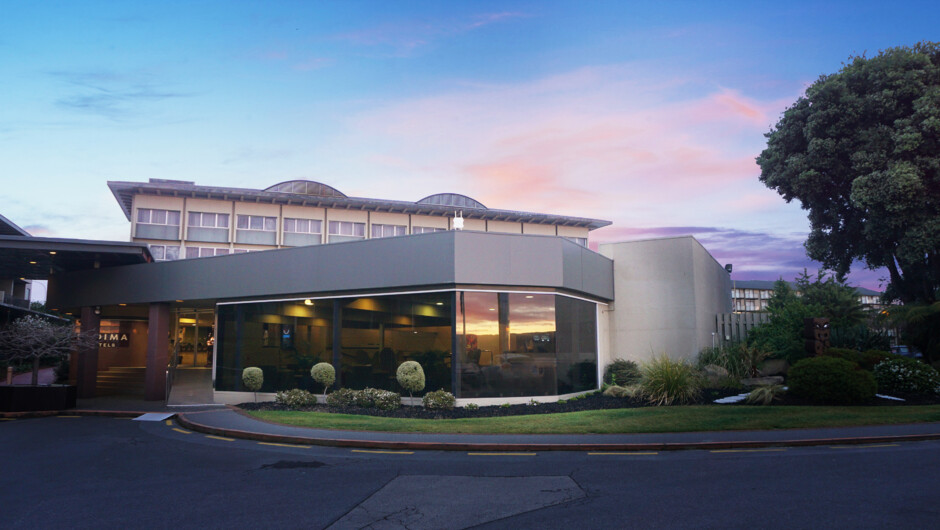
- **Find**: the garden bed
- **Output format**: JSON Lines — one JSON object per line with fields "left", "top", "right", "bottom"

{"left": 238, "top": 387, "right": 940, "bottom": 419}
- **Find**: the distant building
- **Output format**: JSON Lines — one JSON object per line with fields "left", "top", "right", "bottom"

{"left": 108, "top": 179, "right": 604, "bottom": 261}
{"left": 730, "top": 279, "right": 882, "bottom": 313}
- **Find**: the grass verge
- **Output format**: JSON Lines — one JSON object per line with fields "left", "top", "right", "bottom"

{"left": 248, "top": 405, "right": 940, "bottom": 435}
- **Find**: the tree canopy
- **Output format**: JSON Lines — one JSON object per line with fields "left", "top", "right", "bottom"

{"left": 757, "top": 42, "right": 940, "bottom": 307}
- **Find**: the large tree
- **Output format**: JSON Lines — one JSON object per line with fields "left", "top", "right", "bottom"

{"left": 757, "top": 42, "right": 940, "bottom": 361}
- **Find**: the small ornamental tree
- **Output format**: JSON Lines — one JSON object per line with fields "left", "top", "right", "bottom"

{"left": 242, "top": 367, "right": 263, "bottom": 402}
{"left": 396, "top": 361, "right": 425, "bottom": 401}
{"left": 0, "top": 315, "right": 96, "bottom": 386}
{"left": 310, "top": 362, "right": 335, "bottom": 400}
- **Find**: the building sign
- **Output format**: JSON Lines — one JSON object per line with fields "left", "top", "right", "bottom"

{"left": 99, "top": 332, "right": 130, "bottom": 348}
{"left": 98, "top": 320, "right": 132, "bottom": 348}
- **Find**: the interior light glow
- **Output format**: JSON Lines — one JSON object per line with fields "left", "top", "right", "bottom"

{"left": 304, "top": 299, "right": 314, "bottom": 306}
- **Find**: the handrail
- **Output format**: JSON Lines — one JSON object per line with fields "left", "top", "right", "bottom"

{"left": 165, "top": 342, "right": 180, "bottom": 405}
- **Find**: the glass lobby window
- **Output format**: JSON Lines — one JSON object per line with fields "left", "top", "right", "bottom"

{"left": 554, "top": 295, "right": 597, "bottom": 394}
{"left": 283, "top": 218, "right": 322, "bottom": 234}
{"left": 215, "top": 301, "right": 334, "bottom": 393}
{"left": 328, "top": 221, "right": 366, "bottom": 243}
{"left": 340, "top": 293, "right": 452, "bottom": 392}
{"left": 370, "top": 224, "right": 407, "bottom": 238}
{"left": 457, "top": 292, "right": 557, "bottom": 398}
{"left": 188, "top": 212, "right": 229, "bottom": 228}
{"left": 412, "top": 226, "right": 445, "bottom": 234}
{"left": 137, "top": 208, "right": 181, "bottom": 226}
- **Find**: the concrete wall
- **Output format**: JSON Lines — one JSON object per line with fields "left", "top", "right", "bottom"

{"left": 598, "top": 236, "right": 731, "bottom": 365}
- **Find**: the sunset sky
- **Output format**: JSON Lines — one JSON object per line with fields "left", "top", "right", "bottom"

{"left": 3, "top": 1, "right": 938, "bottom": 291}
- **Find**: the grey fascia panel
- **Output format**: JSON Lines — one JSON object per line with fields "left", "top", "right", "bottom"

{"left": 48, "top": 231, "right": 613, "bottom": 308}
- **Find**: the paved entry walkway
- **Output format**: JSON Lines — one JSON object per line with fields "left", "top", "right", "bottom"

{"left": 167, "top": 367, "right": 215, "bottom": 406}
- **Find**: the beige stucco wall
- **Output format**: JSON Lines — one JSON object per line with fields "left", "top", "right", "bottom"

{"left": 599, "top": 236, "right": 731, "bottom": 364}
{"left": 557, "top": 226, "right": 589, "bottom": 239}
{"left": 522, "top": 223, "right": 556, "bottom": 236}
{"left": 411, "top": 214, "right": 449, "bottom": 231}
{"left": 461, "top": 218, "right": 486, "bottom": 232}
{"left": 486, "top": 220, "right": 523, "bottom": 234}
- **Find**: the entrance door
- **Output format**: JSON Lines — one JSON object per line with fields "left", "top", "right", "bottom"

{"left": 175, "top": 311, "right": 216, "bottom": 367}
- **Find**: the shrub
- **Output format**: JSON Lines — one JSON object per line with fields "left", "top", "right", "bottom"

{"left": 242, "top": 367, "right": 263, "bottom": 401}
{"left": 602, "top": 385, "right": 631, "bottom": 398}
{"left": 873, "top": 358, "right": 940, "bottom": 396}
{"left": 275, "top": 389, "right": 317, "bottom": 409}
{"left": 638, "top": 354, "right": 702, "bottom": 406}
{"left": 325, "top": 387, "right": 357, "bottom": 407}
{"left": 788, "top": 357, "right": 877, "bottom": 404}
{"left": 396, "top": 361, "right": 426, "bottom": 399}
{"left": 825, "top": 348, "right": 896, "bottom": 371}
{"left": 351, "top": 387, "right": 401, "bottom": 410}
{"left": 310, "top": 362, "right": 335, "bottom": 398}
{"left": 745, "top": 384, "right": 785, "bottom": 405}
{"left": 604, "top": 359, "right": 641, "bottom": 386}
{"left": 423, "top": 389, "right": 456, "bottom": 410}
{"left": 464, "top": 403, "right": 479, "bottom": 410}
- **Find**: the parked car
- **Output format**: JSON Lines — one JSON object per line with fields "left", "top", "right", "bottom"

{"left": 891, "top": 345, "right": 923, "bottom": 358}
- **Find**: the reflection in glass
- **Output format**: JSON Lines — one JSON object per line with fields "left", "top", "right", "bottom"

{"left": 340, "top": 294, "right": 452, "bottom": 392}
{"left": 216, "top": 302, "right": 333, "bottom": 392}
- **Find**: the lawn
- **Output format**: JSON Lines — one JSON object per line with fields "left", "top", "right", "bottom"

{"left": 248, "top": 405, "right": 940, "bottom": 434}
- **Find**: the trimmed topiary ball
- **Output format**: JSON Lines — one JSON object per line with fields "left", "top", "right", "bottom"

{"left": 242, "top": 367, "right": 263, "bottom": 392}
{"left": 788, "top": 357, "right": 876, "bottom": 404}
{"left": 310, "top": 362, "right": 336, "bottom": 398}
{"left": 396, "top": 361, "right": 425, "bottom": 399}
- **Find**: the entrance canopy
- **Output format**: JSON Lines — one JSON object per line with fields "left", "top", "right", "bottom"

{"left": 0, "top": 235, "right": 152, "bottom": 281}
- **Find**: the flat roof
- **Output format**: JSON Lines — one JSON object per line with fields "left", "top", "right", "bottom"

{"left": 0, "top": 235, "right": 152, "bottom": 280}
{"left": 108, "top": 179, "right": 612, "bottom": 230}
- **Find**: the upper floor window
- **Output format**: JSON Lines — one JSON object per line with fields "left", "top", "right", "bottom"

{"left": 137, "top": 208, "right": 180, "bottom": 226}
{"left": 371, "top": 224, "right": 406, "bottom": 238}
{"left": 185, "top": 246, "right": 230, "bottom": 259}
{"left": 149, "top": 244, "right": 180, "bottom": 261}
{"left": 564, "top": 236, "right": 587, "bottom": 247}
{"left": 189, "top": 212, "right": 229, "bottom": 229}
{"left": 284, "top": 218, "right": 323, "bottom": 234}
{"left": 412, "top": 226, "right": 445, "bottom": 234}
{"left": 236, "top": 215, "right": 276, "bottom": 231}
{"left": 328, "top": 221, "right": 365, "bottom": 238}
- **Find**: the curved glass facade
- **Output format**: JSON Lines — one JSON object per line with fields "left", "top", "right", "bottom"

{"left": 215, "top": 290, "right": 597, "bottom": 398}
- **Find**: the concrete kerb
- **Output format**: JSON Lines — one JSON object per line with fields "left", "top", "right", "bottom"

{"left": 173, "top": 411, "right": 940, "bottom": 452}
{"left": 0, "top": 409, "right": 157, "bottom": 419}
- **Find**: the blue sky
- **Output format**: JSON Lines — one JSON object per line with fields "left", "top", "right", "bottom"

{"left": 2, "top": 0, "right": 938, "bottom": 290}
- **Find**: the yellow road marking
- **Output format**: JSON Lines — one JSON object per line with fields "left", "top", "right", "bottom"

{"left": 206, "top": 435, "right": 235, "bottom": 442}
{"left": 351, "top": 449, "right": 414, "bottom": 455}
{"left": 0, "top": 418, "right": 15, "bottom": 421}
{"left": 711, "top": 448, "right": 787, "bottom": 453}
{"left": 172, "top": 428, "right": 192, "bottom": 435}
{"left": 165, "top": 419, "right": 173, "bottom": 426}
{"left": 258, "top": 442, "right": 310, "bottom": 448}
{"left": 830, "top": 444, "right": 900, "bottom": 449}
{"left": 588, "top": 452, "right": 658, "bottom": 455}
{"left": 56, "top": 415, "right": 81, "bottom": 418}
{"left": 468, "top": 452, "right": 537, "bottom": 456}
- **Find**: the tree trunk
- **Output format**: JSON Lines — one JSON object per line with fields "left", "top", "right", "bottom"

{"left": 31, "top": 357, "right": 40, "bottom": 386}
